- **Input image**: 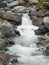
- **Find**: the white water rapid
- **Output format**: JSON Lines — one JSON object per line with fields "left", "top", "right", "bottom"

{"left": 6, "top": 13, "right": 48, "bottom": 65}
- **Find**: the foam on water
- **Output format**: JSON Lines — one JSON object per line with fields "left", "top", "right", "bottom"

{"left": 6, "top": 13, "right": 48, "bottom": 65}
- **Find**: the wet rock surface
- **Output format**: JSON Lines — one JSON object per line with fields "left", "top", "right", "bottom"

{"left": 0, "top": 2, "right": 7, "bottom": 8}
{"left": 0, "top": 11, "right": 22, "bottom": 25}
{"left": 0, "top": 51, "right": 20, "bottom": 65}
{"left": 34, "top": 26, "right": 49, "bottom": 35}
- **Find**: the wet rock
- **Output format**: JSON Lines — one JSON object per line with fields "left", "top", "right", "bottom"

{"left": 34, "top": 26, "right": 49, "bottom": 35}
{"left": 0, "top": 19, "right": 12, "bottom": 27}
{"left": 45, "top": 46, "right": 49, "bottom": 56}
{"left": 12, "top": 6, "right": 28, "bottom": 13}
{"left": 19, "top": 0, "right": 26, "bottom": 4}
{"left": 31, "top": 16, "right": 43, "bottom": 26}
{"left": 8, "top": 1, "right": 19, "bottom": 8}
{"left": 36, "top": 9, "right": 46, "bottom": 17}
{"left": 0, "top": 26, "right": 13, "bottom": 38}
{"left": 8, "top": 40, "right": 15, "bottom": 45}
{"left": 14, "top": 30, "right": 20, "bottom": 36}
{"left": 0, "top": 39, "right": 6, "bottom": 50}
{"left": 29, "top": 0, "right": 38, "bottom": 3}
{"left": 0, "top": 52, "right": 20, "bottom": 65}
{"left": 0, "top": 2, "right": 7, "bottom": 8}
{"left": 43, "top": 16, "right": 49, "bottom": 30}
{"left": 0, "top": 11, "right": 22, "bottom": 25}
{"left": 28, "top": 6, "right": 36, "bottom": 13}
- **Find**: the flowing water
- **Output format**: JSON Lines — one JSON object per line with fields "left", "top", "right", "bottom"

{"left": 6, "top": 13, "right": 49, "bottom": 65}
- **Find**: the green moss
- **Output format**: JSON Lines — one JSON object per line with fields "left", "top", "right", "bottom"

{"left": 23, "top": 3, "right": 30, "bottom": 7}
{"left": 37, "top": 2, "right": 42, "bottom": 8}
{"left": 41, "top": 9, "right": 46, "bottom": 14}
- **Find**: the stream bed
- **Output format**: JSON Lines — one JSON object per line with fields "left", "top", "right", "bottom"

{"left": 5, "top": 13, "right": 49, "bottom": 65}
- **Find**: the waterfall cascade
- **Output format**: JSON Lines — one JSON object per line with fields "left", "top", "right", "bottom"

{"left": 6, "top": 13, "right": 47, "bottom": 65}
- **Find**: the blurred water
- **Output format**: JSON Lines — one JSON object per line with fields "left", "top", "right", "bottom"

{"left": 7, "top": 13, "right": 48, "bottom": 65}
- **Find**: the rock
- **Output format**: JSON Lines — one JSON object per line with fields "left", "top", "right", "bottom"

{"left": 8, "top": 40, "right": 15, "bottom": 45}
{"left": 0, "top": 19, "right": 12, "bottom": 27}
{"left": 8, "top": 1, "right": 19, "bottom": 8}
{"left": 45, "top": 46, "right": 49, "bottom": 56}
{"left": 12, "top": 6, "right": 28, "bottom": 13}
{"left": 43, "top": 16, "right": 49, "bottom": 30}
{"left": 34, "top": 26, "right": 49, "bottom": 35}
{"left": 31, "top": 16, "right": 43, "bottom": 27}
{"left": 0, "top": 52, "right": 20, "bottom": 65}
{"left": 37, "top": 10, "right": 45, "bottom": 17}
{"left": 3, "top": 0, "right": 13, "bottom": 3}
{"left": 28, "top": 6, "right": 36, "bottom": 13}
{"left": 14, "top": 30, "right": 20, "bottom": 36}
{"left": 0, "top": 26, "right": 13, "bottom": 38}
{"left": 0, "top": 2, "right": 7, "bottom": 8}
{"left": 29, "top": 0, "right": 38, "bottom": 3}
{"left": 37, "top": 39, "right": 49, "bottom": 46}
{"left": 19, "top": 0, "right": 26, "bottom": 4}
{"left": 0, "top": 39, "right": 6, "bottom": 50}
{"left": 0, "top": 11, "right": 22, "bottom": 25}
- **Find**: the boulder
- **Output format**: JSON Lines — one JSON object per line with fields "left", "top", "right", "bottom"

{"left": 0, "top": 19, "right": 12, "bottom": 27}
{"left": 34, "top": 26, "right": 49, "bottom": 35}
{"left": 43, "top": 16, "right": 49, "bottom": 30}
{"left": 0, "top": 26, "right": 13, "bottom": 38}
{"left": 45, "top": 46, "right": 49, "bottom": 56}
{"left": 8, "top": 1, "right": 19, "bottom": 8}
{"left": 12, "top": 6, "right": 28, "bottom": 13}
{"left": 0, "top": 11, "right": 22, "bottom": 25}
{"left": 0, "top": 2, "right": 7, "bottom": 8}
{"left": 0, "top": 52, "right": 20, "bottom": 65}
{"left": 31, "top": 16, "right": 43, "bottom": 27}
{"left": 19, "top": 0, "right": 26, "bottom": 4}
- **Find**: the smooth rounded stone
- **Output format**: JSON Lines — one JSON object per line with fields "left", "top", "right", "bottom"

{"left": 0, "top": 2, "right": 7, "bottom": 8}
{"left": 12, "top": 6, "right": 28, "bottom": 13}
{"left": 34, "top": 26, "right": 49, "bottom": 35}
{"left": 0, "top": 11, "right": 22, "bottom": 25}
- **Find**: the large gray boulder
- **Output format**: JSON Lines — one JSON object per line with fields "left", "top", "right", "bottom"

{"left": 0, "top": 11, "right": 22, "bottom": 25}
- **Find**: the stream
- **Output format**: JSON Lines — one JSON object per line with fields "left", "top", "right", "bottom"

{"left": 6, "top": 13, "right": 49, "bottom": 65}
